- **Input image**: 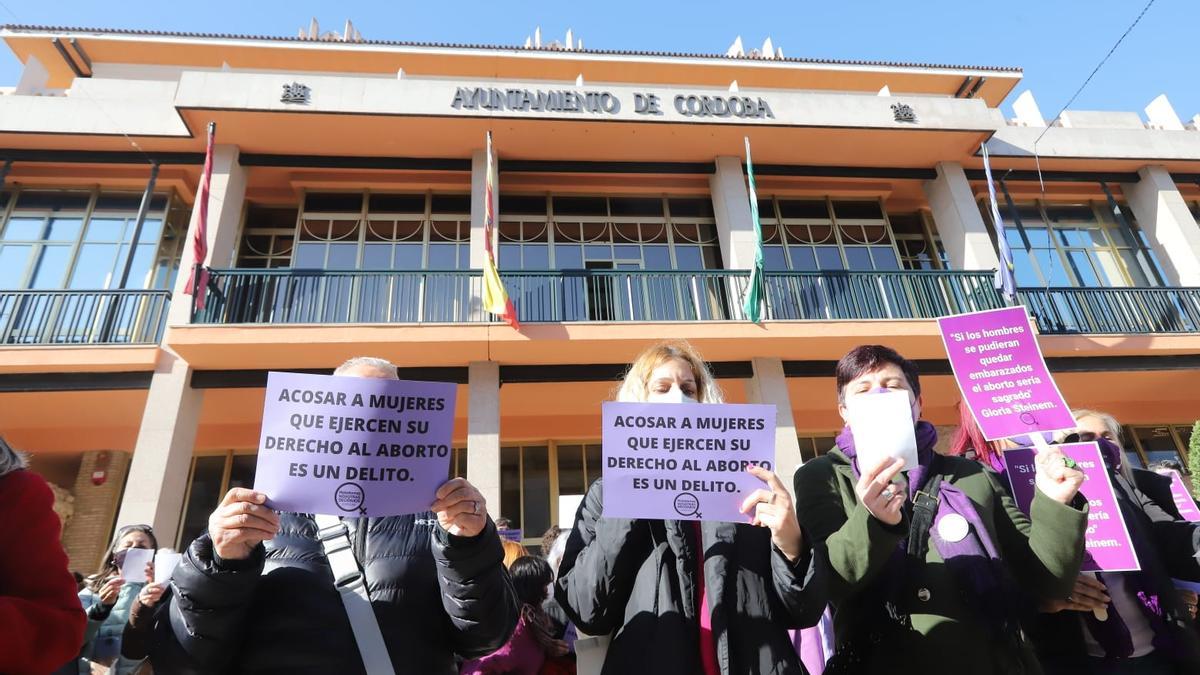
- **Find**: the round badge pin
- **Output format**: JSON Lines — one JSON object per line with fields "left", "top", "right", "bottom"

{"left": 937, "top": 513, "right": 970, "bottom": 543}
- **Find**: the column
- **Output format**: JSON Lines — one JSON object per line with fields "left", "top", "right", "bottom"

{"left": 467, "top": 361, "right": 502, "bottom": 517}
{"left": 114, "top": 145, "right": 247, "bottom": 547}
{"left": 709, "top": 156, "right": 757, "bottom": 269}
{"left": 746, "top": 357, "right": 803, "bottom": 499}
{"left": 923, "top": 161, "right": 1001, "bottom": 271}
{"left": 1121, "top": 165, "right": 1200, "bottom": 286}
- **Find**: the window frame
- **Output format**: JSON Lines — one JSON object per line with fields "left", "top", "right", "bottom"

{"left": 757, "top": 196, "right": 904, "bottom": 272}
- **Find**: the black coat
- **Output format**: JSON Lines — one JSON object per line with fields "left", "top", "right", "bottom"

{"left": 1032, "top": 472, "right": 1200, "bottom": 674}
{"left": 554, "top": 479, "right": 826, "bottom": 675}
{"left": 155, "top": 512, "right": 518, "bottom": 674}
{"left": 1133, "top": 468, "right": 1189, "bottom": 521}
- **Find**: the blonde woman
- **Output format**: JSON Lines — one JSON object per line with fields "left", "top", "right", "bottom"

{"left": 555, "top": 341, "right": 827, "bottom": 675}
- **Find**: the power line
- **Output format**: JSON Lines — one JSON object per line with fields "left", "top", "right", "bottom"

{"left": 1032, "top": 0, "right": 1158, "bottom": 188}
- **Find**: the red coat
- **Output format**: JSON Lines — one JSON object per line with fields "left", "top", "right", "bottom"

{"left": 0, "top": 469, "right": 86, "bottom": 674}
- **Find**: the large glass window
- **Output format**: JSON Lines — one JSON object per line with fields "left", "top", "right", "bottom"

{"left": 798, "top": 435, "right": 838, "bottom": 463}
{"left": 177, "top": 451, "right": 258, "bottom": 549}
{"left": 498, "top": 195, "right": 725, "bottom": 322}
{"left": 758, "top": 198, "right": 901, "bottom": 272}
{"left": 1125, "top": 425, "right": 1192, "bottom": 471}
{"left": 0, "top": 189, "right": 179, "bottom": 291}
{"left": 989, "top": 198, "right": 1166, "bottom": 288}
{"left": 499, "top": 441, "right": 603, "bottom": 547}
{"left": 889, "top": 212, "right": 948, "bottom": 271}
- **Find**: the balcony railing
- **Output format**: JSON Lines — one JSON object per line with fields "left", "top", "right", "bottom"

{"left": 1020, "top": 286, "right": 1200, "bottom": 335}
{"left": 194, "top": 268, "right": 1003, "bottom": 325}
{"left": 0, "top": 290, "right": 171, "bottom": 345}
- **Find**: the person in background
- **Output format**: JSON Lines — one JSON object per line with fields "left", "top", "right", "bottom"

{"left": 1131, "top": 459, "right": 1192, "bottom": 522}
{"left": 541, "top": 526, "right": 563, "bottom": 558}
{"left": 503, "top": 539, "right": 531, "bottom": 568}
{"left": 1031, "top": 409, "right": 1200, "bottom": 675}
{"left": 0, "top": 437, "right": 86, "bottom": 674}
{"left": 119, "top": 549, "right": 176, "bottom": 666}
{"left": 158, "top": 356, "right": 518, "bottom": 674}
{"left": 70, "top": 524, "right": 157, "bottom": 675}
{"left": 541, "top": 527, "right": 577, "bottom": 650}
{"left": 556, "top": 340, "right": 827, "bottom": 675}
{"left": 947, "top": 400, "right": 1008, "bottom": 475}
{"left": 793, "top": 344, "right": 1089, "bottom": 675}
{"left": 462, "top": 556, "right": 571, "bottom": 675}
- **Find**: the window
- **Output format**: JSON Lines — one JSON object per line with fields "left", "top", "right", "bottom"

{"left": 497, "top": 195, "right": 721, "bottom": 271}
{"left": 889, "top": 212, "right": 948, "bottom": 270}
{"left": 758, "top": 197, "right": 901, "bottom": 272}
{"left": 291, "top": 192, "right": 471, "bottom": 271}
{"left": 989, "top": 198, "right": 1166, "bottom": 288}
{"left": 1125, "top": 425, "right": 1191, "bottom": 471}
{"left": 237, "top": 207, "right": 297, "bottom": 269}
{"left": 499, "top": 441, "right": 603, "bottom": 547}
{"left": 176, "top": 451, "right": 258, "bottom": 549}
{"left": 0, "top": 189, "right": 179, "bottom": 291}
{"left": 798, "top": 435, "right": 837, "bottom": 463}
{"left": 498, "top": 195, "right": 725, "bottom": 322}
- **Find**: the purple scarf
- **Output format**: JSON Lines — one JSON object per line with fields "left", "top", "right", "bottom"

{"left": 836, "top": 422, "right": 1024, "bottom": 640}
{"left": 1083, "top": 438, "right": 1179, "bottom": 659}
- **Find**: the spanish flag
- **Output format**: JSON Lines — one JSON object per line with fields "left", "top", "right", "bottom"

{"left": 482, "top": 132, "right": 520, "bottom": 329}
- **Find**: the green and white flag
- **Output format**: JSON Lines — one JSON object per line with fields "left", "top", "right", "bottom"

{"left": 742, "top": 136, "right": 766, "bottom": 323}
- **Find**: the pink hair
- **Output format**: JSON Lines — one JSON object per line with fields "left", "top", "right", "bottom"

{"left": 948, "top": 401, "right": 1004, "bottom": 472}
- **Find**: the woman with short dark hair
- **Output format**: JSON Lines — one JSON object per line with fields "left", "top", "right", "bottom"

{"left": 794, "top": 344, "right": 1090, "bottom": 675}
{"left": 462, "top": 556, "right": 569, "bottom": 674}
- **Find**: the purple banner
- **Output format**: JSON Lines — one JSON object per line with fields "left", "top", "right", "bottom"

{"left": 1003, "top": 442, "right": 1140, "bottom": 572}
{"left": 254, "top": 371, "right": 455, "bottom": 517}
{"left": 938, "top": 306, "right": 1076, "bottom": 440}
{"left": 1166, "top": 470, "right": 1200, "bottom": 522}
{"left": 602, "top": 401, "right": 775, "bottom": 523}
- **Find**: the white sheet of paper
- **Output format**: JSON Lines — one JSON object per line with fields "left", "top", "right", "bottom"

{"left": 847, "top": 390, "right": 919, "bottom": 472}
{"left": 120, "top": 547, "right": 155, "bottom": 582}
{"left": 154, "top": 551, "right": 182, "bottom": 584}
{"left": 559, "top": 494, "right": 584, "bottom": 529}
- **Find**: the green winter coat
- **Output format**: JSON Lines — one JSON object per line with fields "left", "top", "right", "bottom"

{"left": 794, "top": 448, "right": 1088, "bottom": 675}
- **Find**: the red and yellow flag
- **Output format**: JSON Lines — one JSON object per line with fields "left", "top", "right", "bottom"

{"left": 482, "top": 131, "right": 520, "bottom": 329}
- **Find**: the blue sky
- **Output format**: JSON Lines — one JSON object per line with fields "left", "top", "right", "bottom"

{"left": 0, "top": 0, "right": 1195, "bottom": 121}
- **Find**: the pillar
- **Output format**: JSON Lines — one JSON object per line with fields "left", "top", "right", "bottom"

{"left": 115, "top": 145, "right": 247, "bottom": 547}
{"left": 467, "top": 361, "right": 501, "bottom": 517}
{"left": 746, "top": 357, "right": 803, "bottom": 498}
{"left": 709, "top": 156, "right": 757, "bottom": 269}
{"left": 923, "top": 161, "right": 1001, "bottom": 271}
{"left": 1121, "top": 165, "right": 1200, "bottom": 286}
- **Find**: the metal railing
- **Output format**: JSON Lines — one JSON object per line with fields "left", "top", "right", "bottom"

{"left": 1019, "top": 286, "right": 1200, "bottom": 334}
{"left": 0, "top": 290, "right": 171, "bottom": 345}
{"left": 194, "top": 269, "right": 480, "bottom": 324}
{"left": 195, "top": 268, "right": 1004, "bottom": 325}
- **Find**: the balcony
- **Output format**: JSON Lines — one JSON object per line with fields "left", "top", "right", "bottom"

{"left": 1020, "top": 286, "right": 1200, "bottom": 335}
{"left": 192, "top": 268, "right": 1004, "bottom": 325}
{"left": 0, "top": 290, "right": 171, "bottom": 345}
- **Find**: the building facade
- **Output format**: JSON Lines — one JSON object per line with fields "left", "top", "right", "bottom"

{"left": 1, "top": 24, "right": 1197, "bottom": 568}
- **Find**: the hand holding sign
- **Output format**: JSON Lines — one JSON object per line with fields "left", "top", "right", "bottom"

{"left": 431, "top": 477, "right": 488, "bottom": 537}
{"left": 855, "top": 455, "right": 906, "bottom": 526}
{"left": 740, "top": 466, "right": 803, "bottom": 561}
{"left": 208, "top": 488, "right": 281, "bottom": 561}
{"left": 1033, "top": 444, "right": 1085, "bottom": 505}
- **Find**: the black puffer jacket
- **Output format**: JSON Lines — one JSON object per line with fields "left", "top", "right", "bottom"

{"left": 555, "top": 479, "right": 827, "bottom": 675}
{"left": 156, "top": 512, "right": 518, "bottom": 674}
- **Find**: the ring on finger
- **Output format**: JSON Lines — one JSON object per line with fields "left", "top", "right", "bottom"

{"left": 880, "top": 486, "right": 896, "bottom": 501}
{"left": 471, "top": 500, "right": 479, "bottom": 515}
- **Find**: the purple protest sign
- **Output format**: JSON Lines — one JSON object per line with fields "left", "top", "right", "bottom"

{"left": 602, "top": 401, "right": 775, "bottom": 523}
{"left": 254, "top": 371, "right": 455, "bottom": 517}
{"left": 1003, "top": 442, "right": 1140, "bottom": 572}
{"left": 1165, "top": 470, "right": 1200, "bottom": 523}
{"left": 938, "top": 306, "right": 1076, "bottom": 440}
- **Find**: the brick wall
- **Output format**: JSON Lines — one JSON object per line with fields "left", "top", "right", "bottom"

{"left": 61, "top": 450, "right": 131, "bottom": 575}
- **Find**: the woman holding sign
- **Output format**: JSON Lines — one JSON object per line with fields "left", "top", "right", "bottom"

{"left": 555, "top": 340, "right": 827, "bottom": 675}
{"left": 1030, "top": 410, "right": 1200, "bottom": 675}
{"left": 69, "top": 524, "right": 158, "bottom": 675}
{"left": 793, "top": 345, "right": 1089, "bottom": 675}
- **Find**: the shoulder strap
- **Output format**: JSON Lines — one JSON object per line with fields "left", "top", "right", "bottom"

{"left": 907, "top": 454, "right": 944, "bottom": 560}
{"left": 313, "top": 513, "right": 397, "bottom": 675}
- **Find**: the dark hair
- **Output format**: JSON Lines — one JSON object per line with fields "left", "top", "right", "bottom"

{"left": 540, "top": 526, "right": 563, "bottom": 558}
{"left": 89, "top": 524, "right": 157, "bottom": 592}
{"left": 509, "top": 556, "right": 554, "bottom": 607}
{"left": 835, "top": 345, "right": 921, "bottom": 404}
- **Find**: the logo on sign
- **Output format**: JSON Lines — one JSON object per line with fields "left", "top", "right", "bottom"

{"left": 334, "top": 482, "right": 366, "bottom": 513}
{"left": 673, "top": 492, "right": 701, "bottom": 518}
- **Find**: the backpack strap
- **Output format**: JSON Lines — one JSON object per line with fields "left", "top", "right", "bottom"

{"left": 313, "top": 514, "right": 397, "bottom": 675}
